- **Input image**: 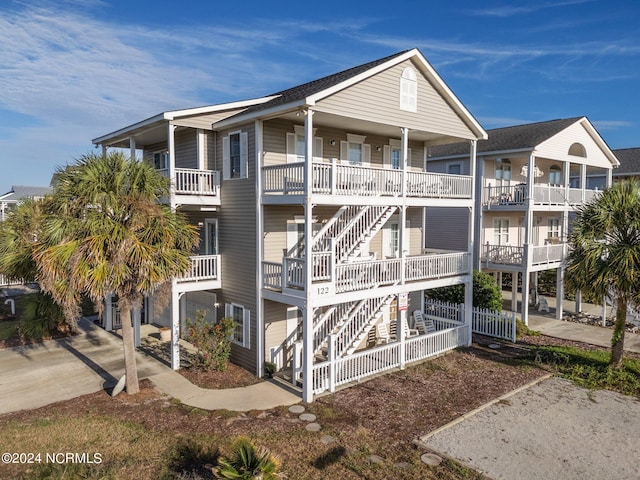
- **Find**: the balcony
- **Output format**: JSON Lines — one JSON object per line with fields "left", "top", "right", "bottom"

{"left": 262, "top": 161, "right": 472, "bottom": 202}
{"left": 175, "top": 254, "right": 221, "bottom": 291}
{"left": 481, "top": 243, "right": 565, "bottom": 269}
{"left": 160, "top": 168, "right": 221, "bottom": 205}
{"left": 262, "top": 252, "right": 470, "bottom": 298}
{"left": 484, "top": 184, "right": 600, "bottom": 208}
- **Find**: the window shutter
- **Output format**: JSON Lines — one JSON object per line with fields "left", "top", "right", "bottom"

{"left": 313, "top": 137, "right": 323, "bottom": 162}
{"left": 363, "top": 144, "right": 371, "bottom": 165}
{"left": 286, "top": 132, "right": 296, "bottom": 163}
{"left": 383, "top": 145, "right": 391, "bottom": 169}
{"left": 240, "top": 132, "right": 248, "bottom": 178}
{"left": 243, "top": 309, "right": 251, "bottom": 348}
{"left": 340, "top": 141, "right": 348, "bottom": 163}
{"left": 222, "top": 136, "right": 230, "bottom": 180}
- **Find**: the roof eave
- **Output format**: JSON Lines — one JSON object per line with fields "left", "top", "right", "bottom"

{"left": 212, "top": 98, "right": 309, "bottom": 129}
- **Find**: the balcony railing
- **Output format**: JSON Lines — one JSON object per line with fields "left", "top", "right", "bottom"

{"left": 485, "top": 184, "right": 600, "bottom": 207}
{"left": 262, "top": 252, "right": 470, "bottom": 293}
{"left": 177, "top": 255, "right": 221, "bottom": 282}
{"left": 262, "top": 161, "right": 472, "bottom": 200}
{"left": 159, "top": 168, "right": 221, "bottom": 196}
{"left": 482, "top": 243, "right": 565, "bottom": 267}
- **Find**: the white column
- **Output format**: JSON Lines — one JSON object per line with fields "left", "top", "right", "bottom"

{"left": 471, "top": 141, "right": 481, "bottom": 271}
{"left": 129, "top": 136, "right": 136, "bottom": 161}
{"left": 521, "top": 154, "right": 535, "bottom": 325}
{"left": 602, "top": 300, "right": 607, "bottom": 327}
{"left": 575, "top": 290, "right": 582, "bottom": 313}
{"left": 170, "top": 284, "right": 181, "bottom": 370}
{"left": 302, "top": 109, "right": 315, "bottom": 403}
{"left": 168, "top": 123, "right": 177, "bottom": 200}
{"left": 101, "top": 144, "right": 107, "bottom": 157}
{"left": 464, "top": 277, "right": 473, "bottom": 346}
{"left": 255, "top": 120, "right": 265, "bottom": 378}
{"left": 133, "top": 305, "right": 141, "bottom": 347}
{"left": 556, "top": 249, "right": 565, "bottom": 320}
{"left": 400, "top": 128, "right": 409, "bottom": 283}
{"left": 606, "top": 168, "right": 613, "bottom": 188}
{"left": 197, "top": 129, "right": 205, "bottom": 170}
{"left": 104, "top": 294, "right": 113, "bottom": 331}
{"left": 521, "top": 271, "right": 530, "bottom": 325}
{"left": 580, "top": 164, "right": 586, "bottom": 202}
{"left": 512, "top": 274, "right": 518, "bottom": 313}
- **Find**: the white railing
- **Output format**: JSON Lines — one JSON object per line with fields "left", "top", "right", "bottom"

{"left": 335, "top": 258, "right": 401, "bottom": 293}
{"left": 177, "top": 255, "right": 220, "bottom": 282}
{"left": 283, "top": 257, "right": 305, "bottom": 289}
{"left": 0, "top": 275, "right": 26, "bottom": 286}
{"left": 405, "top": 252, "right": 470, "bottom": 281}
{"left": 262, "top": 261, "right": 283, "bottom": 290}
{"left": 584, "top": 188, "right": 600, "bottom": 203}
{"left": 111, "top": 301, "right": 122, "bottom": 329}
{"left": 424, "top": 299, "right": 464, "bottom": 322}
{"left": 262, "top": 161, "right": 472, "bottom": 199}
{"left": 472, "top": 307, "right": 517, "bottom": 342}
{"left": 311, "top": 322, "right": 469, "bottom": 395}
{"left": 174, "top": 168, "right": 220, "bottom": 196}
{"left": 333, "top": 206, "right": 395, "bottom": 261}
{"left": 407, "top": 171, "right": 472, "bottom": 198}
{"left": 531, "top": 244, "right": 565, "bottom": 265}
{"left": 532, "top": 185, "right": 566, "bottom": 204}
{"left": 313, "top": 302, "right": 357, "bottom": 355}
{"left": 482, "top": 244, "right": 524, "bottom": 266}
{"left": 485, "top": 184, "right": 601, "bottom": 208}
{"left": 332, "top": 296, "right": 391, "bottom": 357}
{"left": 484, "top": 184, "right": 527, "bottom": 206}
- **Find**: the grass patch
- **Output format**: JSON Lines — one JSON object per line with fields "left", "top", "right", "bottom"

{"left": 0, "top": 319, "right": 19, "bottom": 341}
{"left": 530, "top": 345, "right": 640, "bottom": 396}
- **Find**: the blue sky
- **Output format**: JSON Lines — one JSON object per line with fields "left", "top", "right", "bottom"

{"left": 1, "top": 0, "right": 639, "bottom": 193}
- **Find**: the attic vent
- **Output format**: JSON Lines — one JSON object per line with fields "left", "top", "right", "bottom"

{"left": 400, "top": 67, "right": 417, "bottom": 112}
{"left": 568, "top": 142, "right": 586, "bottom": 157}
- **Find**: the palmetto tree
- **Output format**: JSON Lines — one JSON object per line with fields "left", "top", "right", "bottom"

{"left": 214, "top": 437, "right": 283, "bottom": 480}
{"left": 33, "top": 152, "right": 198, "bottom": 394}
{"left": 565, "top": 179, "right": 640, "bottom": 367}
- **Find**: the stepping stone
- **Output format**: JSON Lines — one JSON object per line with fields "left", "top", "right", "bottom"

{"left": 488, "top": 343, "right": 501, "bottom": 349}
{"left": 299, "top": 413, "right": 316, "bottom": 422}
{"left": 288, "top": 405, "right": 305, "bottom": 414}
{"left": 367, "top": 454, "right": 384, "bottom": 464}
{"left": 320, "top": 435, "right": 337, "bottom": 445}
{"left": 394, "top": 462, "right": 411, "bottom": 469}
{"left": 420, "top": 453, "right": 443, "bottom": 466}
{"left": 305, "top": 422, "right": 321, "bottom": 432}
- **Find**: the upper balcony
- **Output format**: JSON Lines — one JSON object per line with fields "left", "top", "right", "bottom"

{"left": 262, "top": 160, "right": 472, "bottom": 205}
{"left": 480, "top": 243, "right": 565, "bottom": 271}
{"left": 160, "top": 168, "right": 221, "bottom": 206}
{"left": 484, "top": 184, "right": 600, "bottom": 210}
{"left": 262, "top": 250, "right": 470, "bottom": 304}
{"left": 175, "top": 254, "right": 221, "bottom": 292}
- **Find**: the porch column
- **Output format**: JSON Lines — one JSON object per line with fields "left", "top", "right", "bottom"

{"left": 471, "top": 140, "right": 481, "bottom": 271}
{"left": 556, "top": 246, "right": 566, "bottom": 319}
{"left": 602, "top": 300, "right": 608, "bottom": 327}
{"left": 399, "top": 127, "right": 409, "bottom": 284}
{"left": 302, "top": 108, "right": 315, "bottom": 403}
{"left": 575, "top": 290, "right": 582, "bottom": 313}
{"left": 101, "top": 144, "right": 107, "bottom": 157}
{"left": 129, "top": 136, "right": 136, "bottom": 161}
{"left": 464, "top": 277, "right": 473, "bottom": 346}
{"left": 521, "top": 154, "right": 535, "bottom": 325}
{"left": 197, "top": 129, "right": 205, "bottom": 170}
{"left": 579, "top": 164, "right": 586, "bottom": 202}
{"left": 168, "top": 123, "right": 177, "bottom": 197}
{"left": 521, "top": 269, "right": 530, "bottom": 326}
{"left": 170, "top": 283, "right": 181, "bottom": 370}
{"left": 133, "top": 305, "right": 141, "bottom": 348}
{"left": 606, "top": 167, "right": 613, "bottom": 188}
{"left": 104, "top": 294, "right": 113, "bottom": 331}
{"left": 511, "top": 274, "right": 518, "bottom": 313}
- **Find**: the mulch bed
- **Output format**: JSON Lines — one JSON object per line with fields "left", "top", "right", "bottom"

{"left": 179, "top": 363, "right": 264, "bottom": 389}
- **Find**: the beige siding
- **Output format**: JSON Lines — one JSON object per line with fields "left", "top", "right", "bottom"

{"left": 217, "top": 122, "right": 258, "bottom": 373}
{"left": 425, "top": 207, "right": 469, "bottom": 252}
{"left": 181, "top": 211, "right": 219, "bottom": 255}
{"left": 480, "top": 212, "right": 523, "bottom": 246}
{"left": 174, "top": 128, "right": 197, "bottom": 169}
{"left": 316, "top": 59, "right": 475, "bottom": 140}
{"left": 264, "top": 300, "right": 289, "bottom": 363}
{"left": 537, "top": 121, "right": 614, "bottom": 168}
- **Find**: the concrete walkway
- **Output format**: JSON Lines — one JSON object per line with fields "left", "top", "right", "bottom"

{"left": 519, "top": 294, "right": 640, "bottom": 353}
{"left": 0, "top": 318, "right": 300, "bottom": 415}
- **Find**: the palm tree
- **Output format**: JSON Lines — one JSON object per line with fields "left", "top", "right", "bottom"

{"left": 565, "top": 179, "right": 640, "bottom": 367}
{"left": 33, "top": 152, "right": 198, "bottom": 394}
{"left": 0, "top": 198, "right": 44, "bottom": 283}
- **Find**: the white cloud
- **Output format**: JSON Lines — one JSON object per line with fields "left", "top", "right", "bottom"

{"left": 592, "top": 120, "right": 635, "bottom": 130}
{"left": 467, "top": 0, "right": 596, "bottom": 17}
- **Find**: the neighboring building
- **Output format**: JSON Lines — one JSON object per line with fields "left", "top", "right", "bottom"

{"left": 612, "top": 148, "right": 640, "bottom": 181}
{"left": 0, "top": 185, "right": 52, "bottom": 221}
{"left": 93, "top": 48, "right": 487, "bottom": 402}
{"left": 427, "top": 117, "right": 619, "bottom": 324}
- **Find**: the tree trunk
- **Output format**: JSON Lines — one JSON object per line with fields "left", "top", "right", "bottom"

{"left": 611, "top": 298, "right": 627, "bottom": 368}
{"left": 119, "top": 304, "right": 140, "bottom": 395}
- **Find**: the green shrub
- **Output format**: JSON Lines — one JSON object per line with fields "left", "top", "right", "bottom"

{"left": 185, "top": 310, "right": 234, "bottom": 371}
{"left": 18, "top": 292, "right": 66, "bottom": 340}
{"left": 214, "top": 437, "right": 283, "bottom": 480}
{"left": 426, "top": 270, "right": 503, "bottom": 310}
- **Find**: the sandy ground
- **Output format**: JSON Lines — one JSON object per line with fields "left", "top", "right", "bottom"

{"left": 420, "top": 377, "right": 640, "bottom": 480}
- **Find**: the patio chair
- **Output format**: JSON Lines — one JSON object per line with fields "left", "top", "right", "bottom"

{"left": 376, "top": 323, "right": 394, "bottom": 344}
{"left": 403, "top": 321, "right": 419, "bottom": 338}
{"left": 538, "top": 296, "right": 550, "bottom": 313}
{"left": 413, "top": 310, "right": 436, "bottom": 334}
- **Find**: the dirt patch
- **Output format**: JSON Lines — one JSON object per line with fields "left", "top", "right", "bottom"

{"left": 179, "top": 363, "right": 263, "bottom": 389}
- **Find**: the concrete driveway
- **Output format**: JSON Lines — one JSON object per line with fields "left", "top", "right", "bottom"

{"left": 419, "top": 377, "right": 640, "bottom": 480}
{"left": 0, "top": 318, "right": 169, "bottom": 414}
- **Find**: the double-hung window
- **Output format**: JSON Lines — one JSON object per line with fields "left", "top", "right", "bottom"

{"left": 222, "top": 131, "right": 248, "bottom": 179}
{"left": 225, "top": 303, "right": 250, "bottom": 348}
{"left": 153, "top": 151, "right": 168, "bottom": 170}
{"left": 340, "top": 133, "right": 370, "bottom": 166}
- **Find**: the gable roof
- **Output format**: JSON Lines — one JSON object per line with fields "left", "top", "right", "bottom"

{"left": 429, "top": 117, "right": 583, "bottom": 158}
{"left": 0, "top": 185, "right": 52, "bottom": 202}
{"left": 612, "top": 148, "right": 640, "bottom": 176}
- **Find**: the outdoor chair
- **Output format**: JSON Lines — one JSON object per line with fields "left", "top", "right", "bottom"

{"left": 538, "top": 296, "right": 550, "bottom": 312}
{"left": 413, "top": 310, "right": 436, "bottom": 334}
{"left": 376, "top": 323, "right": 394, "bottom": 344}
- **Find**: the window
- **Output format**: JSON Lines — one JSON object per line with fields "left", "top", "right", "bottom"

{"left": 286, "top": 127, "right": 323, "bottom": 163}
{"left": 205, "top": 219, "right": 217, "bottom": 255}
{"left": 495, "top": 159, "right": 511, "bottom": 188}
{"left": 226, "top": 303, "right": 250, "bottom": 348}
{"left": 548, "top": 218, "right": 561, "bottom": 239}
{"left": 493, "top": 218, "right": 509, "bottom": 245}
{"left": 549, "top": 165, "right": 562, "bottom": 186}
{"left": 400, "top": 67, "right": 417, "bottom": 112}
{"left": 389, "top": 223, "right": 399, "bottom": 258}
{"left": 447, "top": 162, "right": 462, "bottom": 175}
{"left": 222, "top": 131, "right": 248, "bottom": 179}
{"left": 391, "top": 148, "right": 401, "bottom": 170}
{"left": 383, "top": 139, "right": 411, "bottom": 170}
{"left": 340, "top": 133, "right": 370, "bottom": 166}
{"left": 568, "top": 143, "right": 586, "bottom": 157}
{"left": 383, "top": 219, "right": 409, "bottom": 258}
{"left": 153, "top": 151, "right": 168, "bottom": 170}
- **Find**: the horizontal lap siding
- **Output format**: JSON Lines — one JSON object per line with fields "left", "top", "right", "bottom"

{"left": 425, "top": 207, "right": 469, "bottom": 252}
{"left": 537, "top": 122, "right": 613, "bottom": 168}
{"left": 480, "top": 212, "right": 521, "bottom": 246}
{"left": 218, "top": 122, "right": 258, "bottom": 373}
{"left": 173, "top": 109, "right": 248, "bottom": 130}
{"left": 181, "top": 211, "right": 218, "bottom": 255}
{"left": 174, "top": 128, "right": 197, "bottom": 169}
{"left": 316, "top": 59, "right": 474, "bottom": 140}
{"left": 264, "top": 300, "right": 289, "bottom": 363}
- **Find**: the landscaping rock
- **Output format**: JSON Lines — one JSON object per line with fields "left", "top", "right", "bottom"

{"left": 299, "top": 413, "right": 316, "bottom": 422}
{"left": 367, "top": 454, "right": 385, "bottom": 464}
{"left": 320, "top": 435, "right": 337, "bottom": 444}
{"left": 420, "top": 453, "right": 443, "bottom": 466}
{"left": 288, "top": 404, "right": 305, "bottom": 414}
{"left": 305, "top": 422, "right": 321, "bottom": 432}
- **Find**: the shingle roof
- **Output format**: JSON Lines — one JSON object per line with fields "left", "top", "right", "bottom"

{"left": 612, "top": 148, "right": 640, "bottom": 175}
{"left": 0, "top": 185, "right": 52, "bottom": 202}
{"left": 233, "top": 50, "right": 410, "bottom": 117}
{"left": 429, "top": 117, "right": 584, "bottom": 158}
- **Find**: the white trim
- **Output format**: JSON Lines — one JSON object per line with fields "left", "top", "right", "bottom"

{"left": 226, "top": 303, "right": 250, "bottom": 348}
{"left": 197, "top": 129, "right": 205, "bottom": 170}
{"left": 222, "top": 130, "right": 248, "bottom": 180}
{"left": 346, "top": 133, "right": 367, "bottom": 144}
{"left": 204, "top": 218, "right": 218, "bottom": 255}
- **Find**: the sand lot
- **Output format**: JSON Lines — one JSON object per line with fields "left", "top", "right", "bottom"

{"left": 421, "top": 377, "right": 640, "bottom": 480}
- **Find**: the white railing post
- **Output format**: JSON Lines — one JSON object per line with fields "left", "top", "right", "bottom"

{"left": 328, "top": 334, "right": 336, "bottom": 392}
{"left": 330, "top": 158, "right": 337, "bottom": 194}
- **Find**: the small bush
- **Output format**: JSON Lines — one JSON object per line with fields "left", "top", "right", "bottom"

{"left": 185, "top": 310, "right": 234, "bottom": 371}
{"left": 214, "top": 437, "right": 283, "bottom": 480}
{"left": 426, "top": 270, "right": 503, "bottom": 310}
{"left": 515, "top": 318, "right": 540, "bottom": 338}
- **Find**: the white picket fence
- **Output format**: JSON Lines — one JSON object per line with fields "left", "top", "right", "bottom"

{"left": 424, "top": 298, "right": 517, "bottom": 343}
{"left": 0, "top": 275, "right": 26, "bottom": 287}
